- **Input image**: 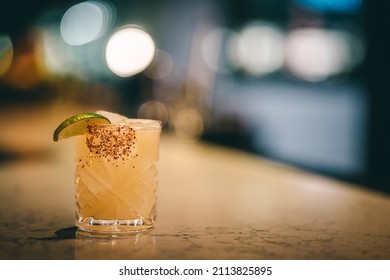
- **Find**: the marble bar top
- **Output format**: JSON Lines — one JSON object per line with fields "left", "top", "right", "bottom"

{"left": 0, "top": 135, "right": 389, "bottom": 260}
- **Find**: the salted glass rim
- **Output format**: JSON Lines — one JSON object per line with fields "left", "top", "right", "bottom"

{"left": 93, "top": 118, "right": 161, "bottom": 130}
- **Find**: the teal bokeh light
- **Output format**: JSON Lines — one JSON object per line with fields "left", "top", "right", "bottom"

{"left": 294, "top": 0, "right": 362, "bottom": 13}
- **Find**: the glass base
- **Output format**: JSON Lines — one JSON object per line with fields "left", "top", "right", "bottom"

{"left": 77, "top": 217, "right": 154, "bottom": 235}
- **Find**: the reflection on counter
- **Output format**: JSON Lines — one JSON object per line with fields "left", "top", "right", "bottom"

{"left": 76, "top": 231, "right": 157, "bottom": 260}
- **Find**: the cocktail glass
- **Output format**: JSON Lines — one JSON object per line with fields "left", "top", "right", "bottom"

{"left": 74, "top": 118, "right": 161, "bottom": 234}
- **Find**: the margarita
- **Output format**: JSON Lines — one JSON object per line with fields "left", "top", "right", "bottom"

{"left": 53, "top": 111, "right": 161, "bottom": 233}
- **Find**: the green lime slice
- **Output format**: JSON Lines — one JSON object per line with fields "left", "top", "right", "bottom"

{"left": 53, "top": 113, "right": 111, "bottom": 142}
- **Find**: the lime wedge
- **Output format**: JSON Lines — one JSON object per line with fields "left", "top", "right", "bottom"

{"left": 53, "top": 113, "right": 111, "bottom": 142}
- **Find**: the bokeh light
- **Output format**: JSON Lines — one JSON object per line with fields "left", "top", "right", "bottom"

{"left": 61, "top": 0, "right": 115, "bottom": 46}
{"left": 234, "top": 21, "right": 285, "bottom": 76}
{"left": 201, "top": 27, "right": 239, "bottom": 75}
{"left": 41, "top": 25, "right": 113, "bottom": 80}
{"left": 137, "top": 100, "right": 169, "bottom": 125}
{"left": 105, "top": 26, "right": 156, "bottom": 77}
{"left": 285, "top": 27, "right": 363, "bottom": 82}
{"left": 174, "top": 108, "right": 204, "bottom": 142}
{"left": 144, "top": 49, "right": 173, "bottom": 80}
{"left": 41, "top": 27, "right": 75, "bottom": 75}
{"left": 0, "top": 34, "right": 13, "bottom": 77}
{"left": 293, "top": 0, "right": 362, "bottom": 13}
{"left": 334, "top": 28, "right": 365, "bottom": 72}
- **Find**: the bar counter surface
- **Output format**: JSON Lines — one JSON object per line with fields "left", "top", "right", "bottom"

{"left": 0, "top": 135, "right": 389, "bottom": 260}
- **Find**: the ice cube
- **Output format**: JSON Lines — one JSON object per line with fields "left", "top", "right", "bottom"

{"left": 95, "top": 110, "right": 128, "bottom": 123}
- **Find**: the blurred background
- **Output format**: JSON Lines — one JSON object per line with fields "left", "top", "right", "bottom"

{"left": 0, "top": 0, "right": 389, "bottom": 193}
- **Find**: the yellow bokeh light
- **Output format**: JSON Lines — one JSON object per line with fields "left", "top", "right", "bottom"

{"left": 105, "top": 26, "right": 156, "bottom": 77}
{"left": 174, "top": 108, "right": 204, "bottom": 142}
{"left": 137, "top": 100, "right": 169, "bottom": 125}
